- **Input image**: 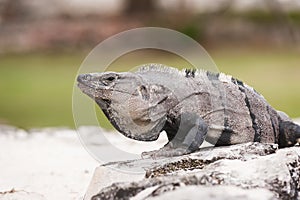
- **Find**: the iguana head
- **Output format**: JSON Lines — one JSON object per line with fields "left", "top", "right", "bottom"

{"left": 77, "top": 71, "right": 174, "bottom": 141}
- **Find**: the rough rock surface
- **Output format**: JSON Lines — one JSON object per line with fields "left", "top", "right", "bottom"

{"left": 0, "top": 189, "right": 45, "bottom": 200}
{"left": 89, "top": 143, "right": 300, "bottom": 200}
{"left": 0, "top": 125, "right": 99, "bottom": 200}
{"left": 1, "top": 120, "right": 299, "bottom": 200}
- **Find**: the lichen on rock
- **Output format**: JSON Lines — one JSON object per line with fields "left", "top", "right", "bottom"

{"left": 88, "top": 143, "right": 300, "bottom": 200}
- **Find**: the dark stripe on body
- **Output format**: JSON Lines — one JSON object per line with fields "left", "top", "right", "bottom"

{"left": 185, "top": 69, "right": 196, "bottom": 78}
{"left": 206, "top": 71, "right": 231, "bottom": 145}
{"left": 232, "top": 77, "right": 261, "bottom": 142}
{"left": 215, "top": 117, "right": 233, "bottom": 145}
{"left": 267, "top": 106, "right": 277, "bottom": 143}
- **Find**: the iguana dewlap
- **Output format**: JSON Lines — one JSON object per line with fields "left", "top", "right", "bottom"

{"left": 77, "top": 64, "right": 300, "bottom": 158}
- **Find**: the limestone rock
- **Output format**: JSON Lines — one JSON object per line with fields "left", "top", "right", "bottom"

{"left": 88, "top": 143, "right": 300, "bottom": 200}
{"left": 145, "top": 185, "right": 276, "bottom": 200}
{"left": 0, "top": 189, "right": 45, "bottom": 200}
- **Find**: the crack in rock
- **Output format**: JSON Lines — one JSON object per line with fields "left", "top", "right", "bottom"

{"left": 89, "top": 143, "right": 299, "bottom": 200}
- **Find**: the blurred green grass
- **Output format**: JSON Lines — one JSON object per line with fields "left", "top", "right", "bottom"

{"left": 0, "top": 47, "right": 299, "bottom": 129}
{"left": 0, "top": 52, "right": 84, "bottom": 128}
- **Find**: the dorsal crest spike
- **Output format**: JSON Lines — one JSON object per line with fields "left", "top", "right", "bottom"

{"left": 184, "top": 68, "right": 197, "bottom": 78}
{"left": 137, "top": 63, "right": 184, "bottom": 76}
{"left": 138, "top": 63, "right": 212, "bottom": 78}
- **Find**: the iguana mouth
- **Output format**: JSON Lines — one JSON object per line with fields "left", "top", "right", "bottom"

{"left": 77, "top": 82, "right": 109, "bottom": 102}
{"left": 77, "top": 82, "right": 96, "bottom": 97}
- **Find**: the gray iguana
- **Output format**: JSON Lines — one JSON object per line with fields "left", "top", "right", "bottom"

{"left": 77, "top": 64, "right": 300, "bottom": 158}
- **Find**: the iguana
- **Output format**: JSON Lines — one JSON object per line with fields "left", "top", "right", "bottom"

{"left": 77, "top": 64, "right": 300, "bottom": 158}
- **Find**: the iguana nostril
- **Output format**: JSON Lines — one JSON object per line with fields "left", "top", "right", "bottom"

{"left": 77, "top": 74, "right": 92, "bottom": 83}
{"left": 77, "top": 74, "right": 85, "bottom": 83}
{"left": 85, "top": 74, "right": 92, "bottom": 81}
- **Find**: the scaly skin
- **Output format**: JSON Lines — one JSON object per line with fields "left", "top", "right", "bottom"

{"left": 77, "top": 64, "right": 300, "bottom": 158}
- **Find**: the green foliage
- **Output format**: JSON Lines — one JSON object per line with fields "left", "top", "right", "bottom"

{"left": 225, "top": 11, "right": 300, "bottom": 24}
{"left": 0, "top": 52, "right": 84, "bottom": 128}
{"left": 179, "top": 24, "right": 203, "bottom": 41}
{"left": 288, "top": 12, "right": 300, "bottom": 24}
{"left": 242, "top": 10, "right": 275, "bottom": 24}
{"left": 0, "top": 47, "right": 299, "bottom": 129}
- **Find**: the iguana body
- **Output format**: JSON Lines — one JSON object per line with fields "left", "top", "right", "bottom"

{"left": 77, "top": 64, "right": 300, "bottom": 157}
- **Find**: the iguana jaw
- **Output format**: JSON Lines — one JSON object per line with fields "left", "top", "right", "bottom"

{"left": 77, "top": 71, "right": 166, "bottom": 142}
{"left": 77, "top": 72, "right": 116, "bottom": 100}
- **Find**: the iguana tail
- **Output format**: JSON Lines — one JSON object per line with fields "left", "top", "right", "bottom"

{"left": 278, "top": 120, "right": 300, "bottom": 148}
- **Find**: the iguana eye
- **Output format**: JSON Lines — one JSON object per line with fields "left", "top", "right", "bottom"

{"left": 106, "top": 76, "right": 115, "bottom": 81}
{"left": 101, "top": 74, "right": 118, "bottom": 86}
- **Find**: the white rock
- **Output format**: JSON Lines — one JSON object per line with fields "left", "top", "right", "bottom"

{"left": 146, "top": 185, "right": 275, "bottom": 200}
{"left": 0, "top": 190, "right": 45, "bottom": 200}
{"left": 90, "top": 143, "right": 300, "bottom": 200}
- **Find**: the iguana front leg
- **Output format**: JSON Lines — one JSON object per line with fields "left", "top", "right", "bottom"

{"left": 142, "top": 113, "right": 208, "bottom": 158}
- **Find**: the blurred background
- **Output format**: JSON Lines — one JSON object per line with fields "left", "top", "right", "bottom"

{"left": 0, "top": 0, "right": 299, "bottom": 129}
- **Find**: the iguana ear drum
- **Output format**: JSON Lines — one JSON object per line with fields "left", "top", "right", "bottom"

{"left": 139, "top": 85, "right": 150, "bottom": 101}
